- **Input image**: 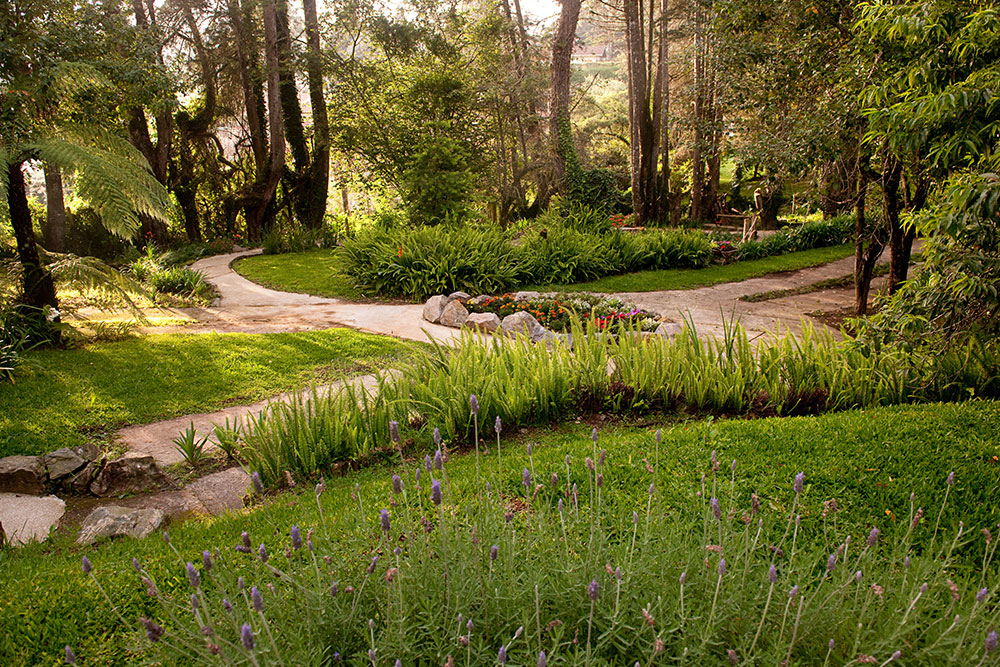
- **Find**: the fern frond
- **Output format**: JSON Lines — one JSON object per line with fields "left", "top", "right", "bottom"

{"left": 28, "top": 129, "right": 170, "bottom": 238}
{"left": 50, "top": 62, "right": 110, "bottom": 99}
{"left": 0, "top": 145, "right": 9, "bottom": 202}
{"left": 42, "top": 251, "right": 151, "bottom": 323}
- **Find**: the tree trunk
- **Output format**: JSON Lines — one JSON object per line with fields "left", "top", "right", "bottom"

{"left": 690, "top": 3, "right": 705, "bottom": 224}
{"left": 853, "top": 177, "right": 883, "bottom": 316}
{"left": 624, "top": 0, "right": 656, "bottom": 223}
{"left": 303, "top": 0, "right": 330, "bottom": 230}
{"left": 42, "top": 163, "right": 66, "bottom": 253}
{"left": 652, "top": 0, "right": 671, "bottom": 223}
{"left": 549, "top": 0, "right": 582, "bottom": 187}
{"left": 8, "top": 162, "right": 59, "bottom": 313}
{"left": 881, "top": 156, "right": 909, "bottom": 294}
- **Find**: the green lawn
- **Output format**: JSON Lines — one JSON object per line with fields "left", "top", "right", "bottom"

{"left": 0, "top": 329, "right": 420, "bottom": 458}
{"left": 1, "top": 399, "right": 997, "bottom": 664}
{"left": 528, "top": 244, "right": 855, "bottom": 293}
{"left": 233, "top": 248, "right": 364, "bottom": 300}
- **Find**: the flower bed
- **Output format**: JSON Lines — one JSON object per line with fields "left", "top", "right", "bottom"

{"left": 467, "top": 293, "right": 660, "bottom": 332}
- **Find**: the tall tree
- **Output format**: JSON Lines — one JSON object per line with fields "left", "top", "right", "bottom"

{"left": 42, "top": 164, "right": 67, "bottom": 253}
{"left": 549, "top": 0, "right": 583, "bottom": 187}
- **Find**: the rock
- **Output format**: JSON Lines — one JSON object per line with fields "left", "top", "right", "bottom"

{"left": 532, "top": 329, "right": 555, "bottom": 344}
{"left": 467, "top": 295, "right": 491, "bottom": 306}
{"left": 0, "top": 456, "right": 47, "bottom": 495}
{"left": 552, "top": 332, "right": 574, "bottom": 349}
{"left": 0, "top": 494, "right": 66, "bottom": 546}
{"left": 439, "top": 299, "right": 469, "bottom": 328}
{"left": 89, "top": 454, "right": 176, "bottom": 497}
{"left": 422, "top": 295, "right": 449, "bottom": 323}
{"left": 67, "top": 461, "right": 100, "bottom": 494}
{"left": 43, "top": 448, "right": 87, "bottom": 482}
{"left": 513, "top": 291, "right": 540, "bottom": 303}
{"left": 463, "top": 312, "right": 501, "bottom": 333}
{"left": 654, "top": 322, "right": 684, "bottom": 339}
{"left": 69, "top": 443, "right": 100, "bottom": 462}
{"left": 77, "top": 506, "right": 167, "bottom": 545}
{"left": 501, "top": 311, "right": 546, "bottom": 339}
{"left": 448, "top": 291, "right": 471, "bottom": 303}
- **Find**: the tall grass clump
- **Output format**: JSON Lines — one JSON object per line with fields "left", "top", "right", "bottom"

{"left": 234, "top": 321, "right": 1000, "bottom": 484}
{"left": 93, "top": 420, "right": 999, "bottom": 665}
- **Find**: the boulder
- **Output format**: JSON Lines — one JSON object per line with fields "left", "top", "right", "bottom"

{"left": 77, "top": 506, "right": 167, "bottom": 545}
{"left": 653, "top": 322, "right": 684, "bottom": 340}
{"left": 439, "top": 300, "right": 469, "bottom": 328}
{"left": 467, "top": 295, "right": 491, "bottom": 306}
{"left": 551, "top": 332, "right": 574, "bottom": 349}
{"left": 422, "top": 295, "right": 449, "bottom": 324}
{"left": 501, "top": 311, "right": 546, "bottom": 339}
{"left": 89, "top": 454, "right": 176, "bottom": 497}
{"left": 463, "top": 312, "right": 501, "bottom": 333}
{"left": 69, "top": 442, "right": 100, "bottom": 463}
{"left": 448, "top": 291, "right": 471, "bottom": 303}
{"left": 0, "top": 456, "right": 47, "bottom": 495}
{"left": 513, "top": 291, "right": 540, "bottom": 303}
{"left": 0, "top": 493, "right": 66, "bottom": 546}
{"left": 43, "top": 448, "right": 87, "bottom": 482}
{"left": 67, "top": 461, "right": 100, "bottom": 494}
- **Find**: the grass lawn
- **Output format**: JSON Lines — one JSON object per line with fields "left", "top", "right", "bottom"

{"left": 0, "top": 329, "right": 420, "bottom": 458}
{"left": 1, "top": 399, "right": 997, "bottom": 664}
{"left": 232, "top": 248, "right": 364, "bottom": 300}
{"left": 528, "top": 244, "right": 855, "bottom": 293}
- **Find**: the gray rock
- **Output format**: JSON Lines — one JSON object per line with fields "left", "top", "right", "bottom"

{"left": 0, "top": 493, "right": 65, "bottom": 546}
{"left": 70, "top": 443, "right": 100, "bottom": 462}
{"left": 467, "top": 295, "right": 491, "bottom": 306}
{"left": 448, "top": 291, "right": 471, "bottom": 303}
{"left": 67, "top": 461, "right": 100, "bottom": 494}
{"left": 532, "top": 329, "right": 555, "bottom": 344}
{"left": 89, "top": 454, "right": 176, "bottom": 497}
{"left": 552, "top": 332, "right": 574, "bottom": 349}
{"left": 0, "top": 456, "right": 47, "bottom": 495}
{"left": 513, "top": 291, "right": 541, "bottom": 302}
{"left": 422, "top": 295, "right": 449, "bottom": 323}
{"left": 77, "top": 505, "right": 167, "bottom": 545}
{"left": 463, "top": 312, "right": 501, "bottom": 333}
{"left": 43, "top": 448, "right": 87, "bottom": 482}
{"left": 654, "top": 322, "right": 684, "bottom": 339}
{"left": 439, "top": 299, "right": 469, "bottom": 328}
{"left": 501, "top": 311, "right": 546, "bottom": 339}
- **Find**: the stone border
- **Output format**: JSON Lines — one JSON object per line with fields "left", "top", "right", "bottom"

{"left": 422, "top": 291, "right": 682, "bottom": 344}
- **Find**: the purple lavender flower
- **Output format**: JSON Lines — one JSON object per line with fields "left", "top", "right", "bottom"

{"left": 793, "top": 472, "right": 804, "bottom": 495}
{"left": 190, "top": 593, "right": 199, "bottom": 614}
{"left": 367, "top": 556, "right": 379, "bottom": 574}
{"left": 251, "top": 586, "right": 264, "bottom": 612}
{"left": 768, "top": 564, "right": 778, "bottom": 584}
{"left": 467, "top": 619, "right": 474, "bottom": 632}
{"left": 599, "top": 449, "right": 606, "bottom": 467}
{"left": 718, "top": 558, "right": 727, "bottom": 577}
{"left": 434, "top": 449, "right": 443, "bottom": 470}
{"left": 470, "top": 394, "right": 479, "bottom": 416}
{"left": 585, "top": 457, "right": 595, "bottom": 472}
{"left": 380, "top": 509, "right": 391, "bottom": 534}
{"left": 680, "top": 572, "right": 686, "bottom": 586}
{"left": 333, "top": 653, "right": 341, "bottom": 662}
{"left": 331, "top": 581, "right": 338, "bottom": 596}
{"left": 977, "top": 587, "right": 988, "bottom": 603}
{"left": 186, "top": 562, "right": 200, "bottom": 588}
{"left": 711, "top": 497, "right": 721, "bottom": 520}
{"left": 238, "top": 576, "right": 245, "bottom": 590}
{"left": 316, "top": 478, "right": 326, "bottom": 496}
{"left": 751, "top": 494, "right": 760, "bottom": 514}
{"left": 731, "top": 459, "right": 736, "bottom": 473}
{"left": 425, "top": 455, "right": 433, "bottom": 472}
{"left": 551, "top": 472, "right": 559, "bottom": 489}
{"left": 241, "top": 531, "right": 251, "bottom": 548}
{"left": 396, "top": 661, "right": 402, "bottom": 667}
{"left": 495, "top": 416, "right": 502, "bottom": 434}
{"left": 891, "top": 650, "right": 902, "bottom": 661}
{"left": 946, "top": 471, "right": 955, "bottom": 486}
{"left": 201, "top": 550, "right": 212, "bottom": 572}
{"left": 132, "top": 557, "right": 141, "bottom": 572}
{"left": 789, "top": 585, "right": 799, "bottom": 599}
{"left": 655, "top": 429, "right": 661, "bottom": 444}
{"left": 615, "top": 566, "right": 622, "bottom": 580}
{"left": 81, "top": 556, "right": 92, "bottom": 574}
{"left": 291, "top": 525, "right": 302, "bottom": 551}
{"left": 522, "top": 468, "right": 531, "bottom": 489}
{"left": 867, "top": 527, "right": 879, "bottom": 548}
{"left": 855, "top": 571, "right": 863, "bottom": 584}
{"left": 498, "top": 645, "right": 507, "bottom": 664}
{"left": 591, "top": 427, "right": 598, "bottom": 444}
{"left": 633, "top": 511, "right": 639, "bottom": 525}
{"left": 389, "top": 420, "right": 399, "bottom": 443}
{"left": 241, "top": 623, "right": 255, "bottom": 651}
{"left": 826, "top": 553, "right": 837, "bottom": 572}
{"left": 828, "top": 638, "right": 835, "bottom": 651}
{"left": 558, "top": 498, "right": 564, "bottom": 512}
{"left": 648, "top": 483, "right": 655, "bottom": 496}
{"left": 162, "top": 531, "right": 170, "bottom": 543}
{"left": 987, "top": 631, "right": 998, "bottom": 653}
{"left": 565, "top": 454, "right": 570, "bottom": 466}
{"left": 416, "top": 468, "right": 422, "bottom": 483}
{"left": 588, "top": 578, "right": 599, "bottom": 601}
{"left": 711, "top": 450, "right": 718, "bottom": 470}
{"left": 538, "top": 650, "right": 547, "bottom": 667}
{"left": 140, "top": 617, "right": 164, "bottom": 643}
{"left": 597, "top": 474, "right": 603, "bottom": 488}
{"left": 258, "top": 543, "right": 268, "bottom": 563}
{"left": 434, "top": 427, "right": 442, "bottom": 446}
{"left": 64, "top": 645, "right": 76, "bottom": 664}
{"left": 431, "top": 479, "right": 442, "bottom": 506}
{"left": 251, "top": 471, "right": 264, "bottom": 495}
{"left": 392, "top": 474, "right": 403, "bottom": 494}
{"left": 223, "top": 598, "right": 233, "bottom": 612}
{"left": 368, "top": 649, "right": 377, "bottom": 663}
{"left": 490, "top": 545, "right": 499, "bottom": 561}
{"left": 904, "top": 555, "right": 911, "bottom": 569}
{"left": 527, "top": 442, "right": 533, "bottom": 456}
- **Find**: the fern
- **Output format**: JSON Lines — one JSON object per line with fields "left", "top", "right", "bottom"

{"left": 40, "top": 251, "right": 151, "bottom": 323}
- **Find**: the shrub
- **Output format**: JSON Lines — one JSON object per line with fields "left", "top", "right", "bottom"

{"left": 0, "top": 302, "right": 57, "bottom": 381}
{"left": 401, "top": 130, "right": 475, "bottom": 225}
{"left": 786, "top": 214, "right": 853, "bottom": 251}
{"left": 261, "top": 225, "right": 339, "bottom": 256}
{"left": 148, "top": 266, "right": 208, "bottom": 296}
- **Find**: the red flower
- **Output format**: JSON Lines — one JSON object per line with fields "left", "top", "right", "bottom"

{"left": 398, "top": 247, "right": 403, "bottom": 258}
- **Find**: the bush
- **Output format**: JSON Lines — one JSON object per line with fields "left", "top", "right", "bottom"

{"left": 262, "top": 225, "right": 340, "bottom": 256}
{"left": 147, "top": 266, "right": 208, "bottom": 295}
{"left": 401, "top": 131, "right": 475, "bottom": 226}
{"left": 0, "top": 302, "right": 58, "bottom": 382}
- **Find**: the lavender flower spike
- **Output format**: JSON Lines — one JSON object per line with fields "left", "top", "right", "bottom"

{"left": 793, "top": 472, "right": 804, "bottom": 495}
{"left": 434, "top": 449, "right": 443, "bottom": 470}
{"left": 679, "top": 572, "right": 686, "bottom": 585}
{"left": 987, "top": 631, "right": 998, "bottom": 653}
{"left": 251, "top": 586, "right": 264, "bottom": 612}
{"left": 431, "top": 479, "right": 443, "bottom": 506}
{"left": 392, "top": 474, "right": 403, "bottom": 495}
{"left": 490, "top": 545, "right": 499, "bottom": 561}
{"left": 470, "top": 394, "right": 479, "bottom": 416}
{"left": 495, "top": 416, "right": 502, "bottom": 434}
{"left": 498, "top": 645, "right": 507, "bottom": 664}
{"left": 591, "top": 427, "right": 598, "bottom": 444}
{"left": 768, "top": 564, "right": 778, "bottom": 584}
{"left": 202, "top": 550, "right": 213, "bottom": 571}
{"left": 977, "top": 587, "right": 988, "bottom": 603}
{"left": 81, "top": 556, "right": 92, "bottom": 574}
{"left": 258, "top": 543, "right": 268, "bottom": 563}
{"left": 867, "top": 527, "right": 879, "bottom": 548}
{"left": 538, "top": 650, "right": 547, "bottom": 667}
{"left": 828, "top": 638, "right": 835, "bottom": 651}
{"left": 367, "top": 555, "right": 379, "bottom": 574}
{"left": 291, "top": 525, "right": 302, "bottom": 551}
{"left": 655, "top": 429, "right": 662, "bottom": 444}
{"left": 711, "top": 497, "right": 721, "bottom": 520}
{"left": 132, "top": 557, "right": 141, "bottom": 572}
{"left": 425, "top": 454, "right": 433, "bottom": 471}
{"left": 946, "top": 471, "right": 955, "bottom": 486}
{"left": 718, "top": 558, "right": 727, "bottom": 577}
{"left": 855, "top": 571, "right": 863, "bottom": 584}
{"left": 588, "top": 578, "right": 600, "bottom": 601}
{"left": 380, "top": 509, "right": 391, "bottom": 534}
{"left": 64, "top": 645, "right": 77, "bottom": 664}
{"left": 789, "top": 585, "right": 799, "bottom": 599}
{"left": 251, "top": 471, "right": 264, "bottom": 495}
{"left": 522, "top": 468, "right": 531, "bottom": 489}
{"left": 826, "top": 553, "right": 837, "bottom": 572}
{"left": 140, "top": 617, "right": 164, "bottom": 642}
{"left": 186, "top": 562, "right": 200, "bottom": 588}
{"left": 389, "top": 420, "right": 399, "bottom": 443}
{"left": 241, "top": 624, "right": 255, "bottom": 651}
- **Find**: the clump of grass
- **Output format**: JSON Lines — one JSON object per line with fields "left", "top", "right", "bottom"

{"left": 92, "top": 418, "right": 999, "bottom": 665}
{"left": 172, "top": 422, "right": 210, "bottom": 468}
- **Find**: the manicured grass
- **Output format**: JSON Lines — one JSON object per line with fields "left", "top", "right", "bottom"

{"left": 233, "top": 248, "right": 364, "bottom": 300}
{"left": 527, "top": 244, "right": 855, "bottom": 293}
{"left": 1, "top": 400, "right": 997, "bottom": 664}
{"left": 0, "top": 329, "right": 420, "bottom": 458}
